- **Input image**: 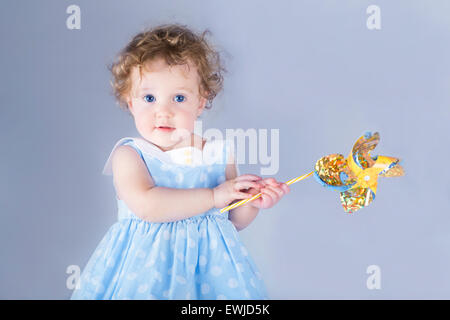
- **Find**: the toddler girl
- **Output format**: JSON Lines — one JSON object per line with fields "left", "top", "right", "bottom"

{"left": 71, "top": 24, "right": 289, "bottom": 300}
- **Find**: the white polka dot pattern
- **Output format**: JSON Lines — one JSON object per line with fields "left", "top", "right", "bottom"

{"left": 71, "top": 138, "right": 269, "bottom": 300}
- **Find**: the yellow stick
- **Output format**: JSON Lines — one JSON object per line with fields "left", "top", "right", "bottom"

{"left": 219, "top": 171, "right": 314, "bottom": 213}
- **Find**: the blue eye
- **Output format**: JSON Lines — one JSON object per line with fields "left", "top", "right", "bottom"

{"left": 174, "top": 95, "right": 185, "bottom": 103}
{"left": 143, "top": 94, "right": 155, "bottom": 103}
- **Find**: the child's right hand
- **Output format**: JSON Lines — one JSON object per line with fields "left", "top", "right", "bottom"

{"left": 212, "top": 174, "right": 263, "bottom": 209}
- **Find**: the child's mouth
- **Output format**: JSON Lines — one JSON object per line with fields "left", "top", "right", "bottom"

{"left": 157, "top": 126, "right": 175, "bottom": 132}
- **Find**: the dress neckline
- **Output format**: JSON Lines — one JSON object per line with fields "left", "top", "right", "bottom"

{"left": 135, "top": 137, "right": 208, "bottom": 154}
{"left": 115, "top": 137, "right": 214, "bottom": 201}
{"left": 102, "top": 136, "right": 224, "bottom": 177}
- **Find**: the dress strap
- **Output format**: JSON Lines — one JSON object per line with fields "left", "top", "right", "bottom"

{"left": 102, "top": 137, "right": 145, "bottom": 176}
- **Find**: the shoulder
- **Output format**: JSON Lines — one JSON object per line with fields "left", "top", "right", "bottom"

{"left": 111, "top": 145, "right": 141, "bottom": 167}
{"left": 111, "top": 145, "right": 149, "bottom": 176}
{"left": 111, "top": 144, "right": 154, "bottom": 197}
{"left": 102, "top": 137, "right": 146, "bottom": 176}
{"left": 110, "top": 144, "right": 154, "bottom": 206}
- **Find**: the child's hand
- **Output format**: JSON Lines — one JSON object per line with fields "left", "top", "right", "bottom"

{"left": 212, "top": 174, "right": 263, "bottom": 209}
{"left": 247, "top": 178, "right": 290, "bottom": 210}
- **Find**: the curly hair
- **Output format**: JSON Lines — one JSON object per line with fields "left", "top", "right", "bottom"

{"left": 108, "top": 24, "right": 226, "bottom": 111}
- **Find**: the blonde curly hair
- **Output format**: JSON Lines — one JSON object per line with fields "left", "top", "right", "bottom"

{"left": 108, "top": 24, "right": 226, "bottom": 111}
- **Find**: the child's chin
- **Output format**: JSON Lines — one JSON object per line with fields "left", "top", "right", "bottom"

{"left": 156, "top": 138, "right": 184, "bottom": 149}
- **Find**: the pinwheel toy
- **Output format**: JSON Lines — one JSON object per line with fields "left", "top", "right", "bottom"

{"left": 220, "top": 131, "right": 404, "bottom": 214}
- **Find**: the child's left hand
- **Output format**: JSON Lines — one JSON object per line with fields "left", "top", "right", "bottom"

{"left": 246, "top": 178, "right": 290, "bottom": 209}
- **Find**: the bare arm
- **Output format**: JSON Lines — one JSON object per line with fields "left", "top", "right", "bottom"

{"left": 112, "top": 145, "right": 215, "bottom": 223}
{"left": 225, "top": 155, "right": 261, "bottom": 231}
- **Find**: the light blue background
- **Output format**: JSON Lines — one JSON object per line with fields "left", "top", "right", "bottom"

{"left": 1, "top": 0, "right": 449, "bottom": 299}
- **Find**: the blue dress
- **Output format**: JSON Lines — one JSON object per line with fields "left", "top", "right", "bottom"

{"left": 71, "top": 137, "right": 269, "bottom": 300}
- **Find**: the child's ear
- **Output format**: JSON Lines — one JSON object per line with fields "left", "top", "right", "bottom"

{"left": 126, "top": 96, "right": 135, "bottom": 115}
{"left": 197, "top": 96, "right": 207, "bottom": 117}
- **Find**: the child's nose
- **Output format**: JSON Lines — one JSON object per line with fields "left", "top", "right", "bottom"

{"left": 155, "top": 102, "right": 174, "bottom": 115}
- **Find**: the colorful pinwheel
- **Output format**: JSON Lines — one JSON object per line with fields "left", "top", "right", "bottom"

{"left": 220, "top": 132, "right": 404, "bottom": 214}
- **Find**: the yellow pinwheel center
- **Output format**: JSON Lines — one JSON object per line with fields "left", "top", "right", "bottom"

{"left": 356, "top": 168, "right": 379, "bottom": 189}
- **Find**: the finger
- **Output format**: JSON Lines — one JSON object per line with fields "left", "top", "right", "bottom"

{"left": 233, "top": 191, "right": 256, "bottom": 200}
{"left": 249, "top": 195, "right": 263, "bottom": 208}
{"left": 253, "top": 180, "right": 266, "bottom": 188}
{"left": 234, "top": 180, "right": 262, "bottom": 191}
{"left": 259, "top": 192, "right": 274, "bottom": 208}
{"left": 260, "top": 178, "right": 279, "bottom": 187}
{"left": 247, "top": 187, "right": 261, "bottom": 196}
{"left": 258, "top": 180, "right": 270, "bottom": 187}
{"left": 262, "top": 177, "right": 277, "bottom": 184}
{"left": 280, "top": 183, "right": 290, "bottom": 194}
{"left": 235, "top": 174, "right": 262, "bottom": 182}
{"left": 267, "top": 185, "right": 285, "bottom": 197}
{"left": 262, "top": 186, "right": 280, "bottom": 200}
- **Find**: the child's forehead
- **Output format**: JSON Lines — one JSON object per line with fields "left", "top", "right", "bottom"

{"left": 132, "top": 58, "right": 200, "bottom": 87}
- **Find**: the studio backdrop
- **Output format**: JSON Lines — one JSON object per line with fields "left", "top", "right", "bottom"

{"left": 0, "top": 0, "right": 449, "bottom": 299}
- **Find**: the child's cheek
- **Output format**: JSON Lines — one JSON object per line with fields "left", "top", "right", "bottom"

{"left": 135, "top": 112, "right": 155, "bottom": 135}
{"left": 178, "top": 110, "right": 197, "bottom": 132}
